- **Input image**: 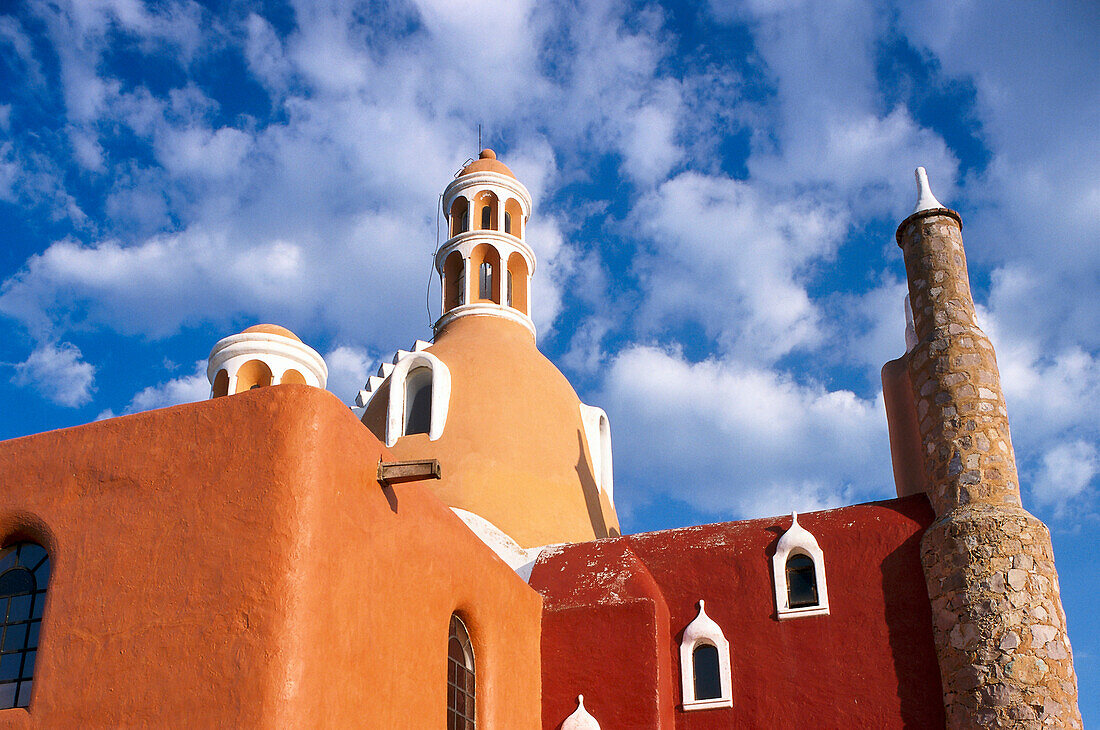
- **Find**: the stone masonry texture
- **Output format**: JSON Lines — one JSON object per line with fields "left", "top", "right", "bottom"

{"left": 897, "top": 209, "right": 1082, "bottom": 729}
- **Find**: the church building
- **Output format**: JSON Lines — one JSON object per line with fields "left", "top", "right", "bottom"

{"left": 0, "top": 150, "right": 1083, "bottom": 728}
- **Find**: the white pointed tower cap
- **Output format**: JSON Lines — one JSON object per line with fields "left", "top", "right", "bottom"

{"left": 562, "top": 695, "right": 601, "bottom": 730}
{"left": 682, "top": 599, "right": 725, "bottom": 645}
{"left": 913, "top": 167, "right": 945, "bottom": 213}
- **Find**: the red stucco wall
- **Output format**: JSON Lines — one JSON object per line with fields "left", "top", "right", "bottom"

{"left": 0, "top": 385, "right": 542, "bottom": 729}
{"left": 532, "top": 496, "right": 944, "bottom": 729}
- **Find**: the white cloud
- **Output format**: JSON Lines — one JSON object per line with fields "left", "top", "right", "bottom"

{"left": 11, "top": 341, "right": 95, "bottom": 407}
{"left": 631, "top": 172, "right": 845, "bottom": 362}
{"left": 602, "top": 345, "right": 891, "bottom": 519}
{"left": 1032, "top": 441, "right": 1098, "bottom": 512}
{"left": 324, "top": 345, "right": 376, "bottom": 404}
{"left": 125, "top": 360, "right": 209, "bottom": 412}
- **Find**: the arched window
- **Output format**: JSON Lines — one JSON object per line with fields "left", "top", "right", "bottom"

{"left": 679, "top": 600, "right": 732, "bottom": 710}
{"left": 506, "top": 269, "right": 513, "bottom": 308}
{"left": 786, "top": 554, "right": 818, "bottom": 608}
{"left": 771, "top": 512, "right": 829, "bottom": 619}
{"left": 692, "top": 644, "right": 722, "bottom": 701}
{"left": 504, "top": 212, "right": 512, "bottom": 234}
{"left": 404, "top": 367, "right": 432, "bottom": 436}
{"left": 479, "top": 262, "right": 493, "bottom": 301}
{"left": 480, "top": 206, "right": 491, "bottom": 230}
{"left": 460, "top": 209, "right": 469, "bottom": 234}
{"left": 0, "top": 543, "right": 49, "bottom": 709}
{"left": 447, "top": 614, "right": 475, "bottom": 729}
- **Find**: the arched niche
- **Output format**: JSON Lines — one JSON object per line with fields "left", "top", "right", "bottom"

{"left": 474, "top": 190, "right": 499, "bottom": 231}
{"left": 211, "top": 369, "right": 229, "bottom": 397}
{"left": 449, "top": 197, "right": 470, "bottom": 237}
{"left": 234, "top": 359, "right": 273, "bottom": 393}
{"left": 443, "top": 251, "right": 466, "bottom": 312}
{"left": 504, "top": 198, "right": 523, "bottom": 238}
{"left": 506, "top": 252, "right": 529, "bottom": 314}
{"left": 281, "top": 368, "right": 307, "bottom": 385}
{"left": 470, "top": 243, "right": 501, "bottom": 304}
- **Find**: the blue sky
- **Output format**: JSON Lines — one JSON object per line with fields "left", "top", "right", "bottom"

{"left": 0, "top": 0, "right": 1097, "bottom": 717}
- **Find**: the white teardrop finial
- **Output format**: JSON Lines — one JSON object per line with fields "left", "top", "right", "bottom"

{"left": 913, "top": 166, "right": 944, "bottom": 213}
{"left": 791, "top": 510, "right": 798, "bottom": 525}
{"left": 562, "top": 694, "right": 601, "bottom": 730}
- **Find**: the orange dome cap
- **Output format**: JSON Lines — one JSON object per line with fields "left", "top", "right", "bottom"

{"left": 458, "top": 149, "right": 515, "bottom": 179}
{"left": 241, "top": 324, "right": 302, "bottom": 342}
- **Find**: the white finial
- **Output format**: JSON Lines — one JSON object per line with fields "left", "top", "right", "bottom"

{"left": 913, "top": 166, "right": 944, "bottom": 213}
{"left": 791, "top": 510, "right": 798, "bottom": 525}
{"left": 562, "top": 695, "right": 601, "bottom": 730}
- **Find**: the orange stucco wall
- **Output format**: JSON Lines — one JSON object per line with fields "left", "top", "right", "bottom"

{"left": 881, "top": 355, "right": 928, "bottom": 498}
{"left": 0, "top": 385, "right": 541, "bottom": 728}
{"left": 364, "top": 315, "right": 620, "bottom": 548}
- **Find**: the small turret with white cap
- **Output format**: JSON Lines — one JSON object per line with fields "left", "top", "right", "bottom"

{"left": 895, "top": 168, "right": 1083, "bottom": 728}
{"left": 561, "top": 695, "right": 601, "bottom": 730}
{"left": 207, "top": 324, "right": 327, "bottom": 397}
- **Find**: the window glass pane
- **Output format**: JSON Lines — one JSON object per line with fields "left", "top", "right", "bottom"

{"left": 0, "top": 653, "right": 20, "bottom": 681}
{"left": 786, "top": 554, "right": 818, "bottom": 608}
{"left": 20, "top": 651, "right": 34, "bottom": 679}
{"left": 8, "top": 595, "right": 31, "bottom": 622}
{"left": 0, "top": 683, "right": 15, "bottom": 708}
{"left": 0, "top": 569, "right": 33, "bottom": 596}
{"left": 504, "top": 212, "right": 511, "bottom": 234}
{"left": 404, "top": 369, "right": 432, "bottom": 436}
{"left": 692, "top": 643, "right": 722, "bottom": 700}
{"left": 3, "top": 623, "right": 26, "bottom": 651}
{"left": 479, "top": 262, "right": 492, "bottom": 300}
{"left": 481, "top": 206, "right": 491, "bottom": 229}
{"left": 26, "top": 622, "right": 39, "bottom": 649}
{"left": 18, "top": 545, "right": 45, "bottom": 568}
{"left": 0, "top": 549, "right": 15, "bottom": 574}
{"left": 14, "top": 680, "right": 30, "bottom": 708}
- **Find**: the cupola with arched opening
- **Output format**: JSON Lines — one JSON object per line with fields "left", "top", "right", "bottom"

{"left": 207, "top": 324, "right": 328, "bottom": 398}
{"left": 437, "top": 149, "right": 536, "bottom": 337}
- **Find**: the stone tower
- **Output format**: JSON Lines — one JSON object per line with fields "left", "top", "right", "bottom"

{"left": 895, "top": 169, "right": 1082, "bottom": 728}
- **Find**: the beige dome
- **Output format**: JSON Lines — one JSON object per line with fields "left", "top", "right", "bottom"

{"left": 363, "top": 315, "right": 619, "bottom": 547}
{"left": 241, "top": 324, "right": 302, "bottom": 342}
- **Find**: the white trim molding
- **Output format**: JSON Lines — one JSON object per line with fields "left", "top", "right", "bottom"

{"left": 772, "top": 511, "right": 830, "bottom": 620}
{"left": 679, "top": 600, "right": 733, "bottom": 711}
{"left": 561, "top": 695, "right": 601, "bottom": 730}
{"left": 385, "top": 351, "right": 451, "bottom": 447}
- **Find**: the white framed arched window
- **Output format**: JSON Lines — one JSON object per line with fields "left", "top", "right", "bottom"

{"left": 679, "top": 600, "right": 732, "bottom": 711}
{"left": 771, "top": 512, "right": 829, "bottom": 619}
{"left": 385, "top": 351, "right": 451, "bottom": 447}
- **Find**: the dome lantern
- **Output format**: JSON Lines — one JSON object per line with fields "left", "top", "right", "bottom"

{"left": 207, "top": 324, "right": 328, "bottom": 397}
{"left": 437, "top": 149, "right": 536, "bottom": 338}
